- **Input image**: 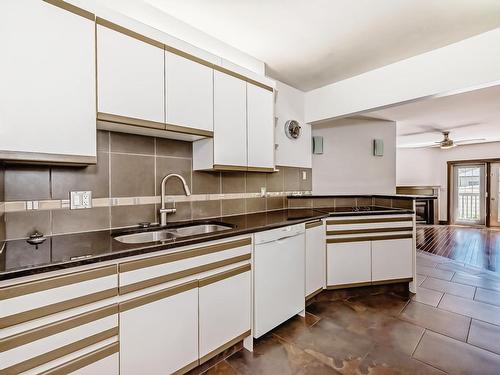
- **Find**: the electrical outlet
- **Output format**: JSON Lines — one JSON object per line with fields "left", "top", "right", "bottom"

{"left": 302, "top": 171, "right": 307, "bottom": 180}
{"left": 70, "top": 191, "right": 92, "bottom": 209}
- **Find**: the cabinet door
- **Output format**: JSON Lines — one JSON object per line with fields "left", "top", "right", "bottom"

{"left": 120, "top": 282, "right": 199, "bottom": 375}
{"left": 213, "top": 71, "right": 247, "bottom": 167}
{"left": 0, "top": 0, "right": 96, "bottom": 162}
{"left": 199, "top": 265, "right": 251, "bottom": 362}
{"left": 327, "top": 241, "right": 371, "bottom": 286}
{"left": 372, "top": 238, "right": 413, "bottom": 281}
{"left": 166, "top": 52, "right": 213, "bottom": 132}
{"left": 247, "top": 83, "right": 274, "bottom": 170}
{"left": 305, "top": 222, "right": 326, "bottom": 297}
{"left": 69, "top": 351, "right": 119, "bottom": 375}
{"left": 97, "top": 24, "right": 164, "bottom": 123}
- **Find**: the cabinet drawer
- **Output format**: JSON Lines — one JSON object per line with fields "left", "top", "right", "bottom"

{"left": 327, "top": 242, "right": 371, "bottom": 287}
{"left": 0, "top": 266, "right": 118, "bottom": 331}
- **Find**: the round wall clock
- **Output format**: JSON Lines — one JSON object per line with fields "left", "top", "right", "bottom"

{"left": 284, "top": 120, "right": 301, "bottom": 139}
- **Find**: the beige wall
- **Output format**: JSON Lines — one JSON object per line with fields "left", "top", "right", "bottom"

{"left": 397, "top": 141, "right": 500, "bottom": 221}
{"left": 1, "top": 131, "right": 312, "bottom": 240}
{"left": 311, "top": 117, "right": 397, "bottom": 195}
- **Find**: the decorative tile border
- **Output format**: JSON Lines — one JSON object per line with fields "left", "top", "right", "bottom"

{"left": 3, "top": 191, "right": 312, "bottom": 213}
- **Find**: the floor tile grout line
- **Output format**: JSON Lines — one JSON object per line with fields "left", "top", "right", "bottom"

{"left": 411, "top": 328, "right": 426, "bottom": 357}
{"left": 465, "top": 317, "right": 473, "bottom": 343}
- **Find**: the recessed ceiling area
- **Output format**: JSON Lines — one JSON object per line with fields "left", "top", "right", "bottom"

{"left": 140, "top": 0, "right": 500, "bottom": 91}
{"left": 366, "top": 84, "right": 500, "bottom": 148}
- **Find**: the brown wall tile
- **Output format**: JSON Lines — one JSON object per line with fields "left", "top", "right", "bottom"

{"left": 5, "top": 166, "right": 50, "bottom": 201}
{"left": 246, "top": 172, "right": 266, "bottom": 193}
{"left": 156, "top": 138, "right": 192, "bottom": 158}
{"left": 4, "top": 239, "right": 51, "bottom": 270}
{"left": 192, "top": 171, "right": 220, "bottom": 194}
{"left": 267, "top": 196, "right": 285, "bottom": 211}
{"left": 222, "top": 172, "right": 246, "bottom": 193}
{"left": 165, "top": 202, "right": 192, "bottom": 222}
{"left": 111, "top": 154, "right": 155, "bottom": 197}
{"left": 192, "top": 200, "right": 221, "bottom": 219}
{"left": 299, "top": 168, "right": 313, "bottom": 191}
{"left": 356, "top": 197, "right": 373, "bottom": 206}
{"left": 0, "top": 165, "right": 4, "bottom": 201}
{"left": 110, "top": 132, "right": 154, "bottom": 155}
{"left": 97, "top": 130, "right": 110, "bottom": 152}
{"left": 222, "top": 199, "right": 246, "bottom": 216}
{"left": 0, "top": 212, "right": 5, "bottom": 242}
{"left": 312, "top": 198, "right": 335, "bottom": 208}
{"left": 52, "top": 152, "right": 110, "bottom": 199}
{"left": 288, "top": 198, "right": 313, "bottom": 209}
{"left": 52, "top": 207, "right": 110, "bottom": 234}
{"left": 156, "top": 157, "right": 192, "bottom": 195}
{"left": 246, "top": 197, "right": 266, "bottom": 213}
{"left": 284, "top": 167, "right": 300, "bottom": 191}
{"left": 5, "top": 210, "right": 51, "bottom": 240}
{"left": 335, "top": 197, "right": 356, "bottom": 207}
{"left": 373, "top": 198, "right": 393, "bottom": 208}
{"left": 266, "top": 168, "right": 284, "bottom": 192}
{"left": 111, "top": 204, "right": 156, "bottom": 228}
{"left": 392, "top": 198, "right": 414, "bottom": 209}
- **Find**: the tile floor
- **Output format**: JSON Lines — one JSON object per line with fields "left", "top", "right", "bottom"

{"left": 200, "top": 251, "right": 500, "bottom": 374}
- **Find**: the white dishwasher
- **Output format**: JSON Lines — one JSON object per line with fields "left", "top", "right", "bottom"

{"left": 253, "top": 223, "right": 305, "bottom": 338}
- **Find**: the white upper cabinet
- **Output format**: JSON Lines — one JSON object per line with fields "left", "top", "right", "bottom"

{"left": 0, "top": 0, "right": 96, "bottom": 164}
{"left": 213, "top": 70, "right": 247, "bottom": 167}
{"left": 247, "top": 84, "right": 275, "bottom": 170}
{"left": 97, "top": 23, "right": 164, "bottom": 124}
{"left": 166, "top": 52, "right": 213, "bottom": 133}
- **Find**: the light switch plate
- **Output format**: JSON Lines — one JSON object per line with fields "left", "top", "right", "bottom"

{"left": 70, "top": 191, "right": 92, "bottom": 209}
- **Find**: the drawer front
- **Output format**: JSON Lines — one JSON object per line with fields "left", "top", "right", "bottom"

{"left": 118, "top": 238, "right": 252, "bottom": 295}
{"left": 0, "top": 266, "right": 118, "bottom": 332}
{"left": 0, "top": 304, "right": 118, "bottom": 374}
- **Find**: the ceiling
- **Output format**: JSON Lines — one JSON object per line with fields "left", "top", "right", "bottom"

{"left": 141, "top": 0, "right": 500, "bottom": 91}
{"left": 366, "top": 84, "right": 500, "bottom": 148}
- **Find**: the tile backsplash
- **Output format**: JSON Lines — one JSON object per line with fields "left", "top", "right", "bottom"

{"left": 0, "top": 131, "right": 312, "bottom": 240}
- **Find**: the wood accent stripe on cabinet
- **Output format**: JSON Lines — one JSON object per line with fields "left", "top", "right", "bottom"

{"left": 120, "top": 254, "right": 251, "bottom": 295}
{"left": 0, "top": 304, "right": 118, "bottom": 352}
{"left": 119, "top": 280, "right": 198, "bottom": 312}
{"left": 171, "top": 359, "right": 200, "bottom": 375}
{"left": 213, "top": 65, "right": 274, "bottom": 92}
{"left": 96, "top": 17, "right": 164, "bottom": 49}
{"left": 326, "top": 234, "right": 413, "bottom": 244}
{"left": 0, "top": 150, "right": 97, "bottom": 166}
{"left": 199, "top": 264, "right": 251, "bottom": 288}
{"left": 38, "top": 341, "right": 119, "bottom": 375}
{"left": 0, "top": 288, "right": 117, "bottom": 329}
{"left": 372, "top": 277, "right": 413, "bottom": 285}
{"left": 327, "top": 227, "right": 413, "bottom": 235}
{"left": 165, "top": 123, "right": 214, "bottom": 138}
{"left": 0, "top": 265, "right": 117, "bottom": 301}
{"left": 327, "top": 217, "right": 413, "bottom": 225}
{"left": 43, "top": 0, "right": 95, "bottom": 21}
{"left": 97, "top": 112, "right": 165, "bottom": 130}
{"left": 213, "top": 164, "right": 248, "bottom": 172}
{"left": 305, "top": 287, "right": 323, "bottom": 301}
{"left": 0, "top": 328, "right": 118, "bottom": 375}
{"left": 199, "top": 330, "right": 251, "bottom": 365}
{"left": 326, "top": 281, "right": 372, "bottom": 290}
{"left": 305, "top": 221, "right": 323, "bottom": 229}
{"left": 246, "top": 166, "right": 275, "bottom": 173}
{"left": 119, "top": 238, "right": 252, "bottom": 273}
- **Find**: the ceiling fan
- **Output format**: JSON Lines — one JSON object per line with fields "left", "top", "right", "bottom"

{"left": 433, "top": 131, "right": 485, "bottom": 149}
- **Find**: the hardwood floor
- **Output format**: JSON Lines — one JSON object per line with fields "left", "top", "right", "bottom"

{"left": 417, "top": 225, "right": 500, "bottom": 273}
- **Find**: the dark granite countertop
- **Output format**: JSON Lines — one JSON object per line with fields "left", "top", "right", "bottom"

{"left": 287, "top": 194, "right": 435, "bottom": 200}
{"left": 0, "top": 209, "right": 328, "bottom": 281}
{"left": 321, "top": 206, "right": 415, "bottom": 216}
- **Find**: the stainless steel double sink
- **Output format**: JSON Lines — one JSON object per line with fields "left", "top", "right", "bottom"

{"left": 114, "top": 224, "right": 233, "bottom": 244}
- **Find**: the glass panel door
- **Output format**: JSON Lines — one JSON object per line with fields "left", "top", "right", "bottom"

{"left": 490, "top": 163, "right": 500, "bottom": 227}
{"left": 453, "top": 164, "right": 486, "bottom": 225}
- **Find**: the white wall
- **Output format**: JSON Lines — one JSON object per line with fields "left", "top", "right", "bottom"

{"left": 275, "top": 81, "right": 311, "bottom": 168}
{"left": 312, "top": 118, "right": 396, "bottom": 194}
{"left": 305, "top": 27, "right": 500, "bottom": 123}
{"left": 397, "top": 142, "right": 500, "bottom": 221}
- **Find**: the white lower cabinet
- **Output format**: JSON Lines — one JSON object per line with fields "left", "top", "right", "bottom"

{"left": 119, "top": 283, "right": 199, "bottom": 375}
{"left": 70, "top": 351, "right": 119, "bottom": 375}
{"left": 305, "top": 221, "right": 326, "bottom": 298}
{"left": 327, "top": 241, "right": 371, "bottom": 286}
{"left": 199, "top": 266, "right": 251, "bottom": 362}
{"left": 372, "top": 238, "right": 413, "bottom": 281}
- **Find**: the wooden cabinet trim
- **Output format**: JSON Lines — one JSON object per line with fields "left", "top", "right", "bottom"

{"left": 0, "top": 265, "right": 117, "bottom": 301}
{"left": 213, "top": 164, "right": 248, "bottom": 172}
{"left": 0, "top": 304, "right": 118, "bottom": 352}
{"left": 0, "top": 288, "right": 117, "bottom": 329}
{"left": 372, "top": 277, "right": 413, "bottom": 285}
{"left": 326, "top": 234, "right": 413, "bottom": 244}
{"left": 96, "top": 17, "right": 164, "bottom": 49}
{"left": 327, "top": 227, "right": 413, "bottom": 235}
{"left": 171, "top": 359, "right": 199, "bottom": 375}
{"left": 2, "top": 327, "right": 118, "bottom": 375}
{"left": 120, "top": 254, "right": 251, "bottom": 295}
{"left": 327, "top": 217, "right": 413, "bottom": 225}
{"left": 43, "top": 0, "right": 95, "bottom": 21}
{"left": 119, "top": 238, "right": 252, "bottom": 273}
{"left": 198, "top": 264, "right": 251, "bottom": 288}
{"left": 199, "top": 330, "right": 251, "bottom": 365}
{"left": 326, "top": 281, "right": 372, "bottom": 290}
{"left": 39, "top": 341, "right": 119, "bottom": 375}
{"left": 119, "top": 280, "right": 198, "bottom": 312}
{"left": 305, "top": 287, "right": 323, "bottom": 301}
{"left": 0, "top": 150, "right": 97, "bottom": 166}
{"left": 97, "top": 112, "right": 166, "bottom": 130}
{"left": 246, "top": 166, "right": 275, "bottom": 173}
{"left": 166, "top": 123, "right": 214, "bottom": 138}
{"left": 305, "top": 221, "right": 323, "bottom": 229}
